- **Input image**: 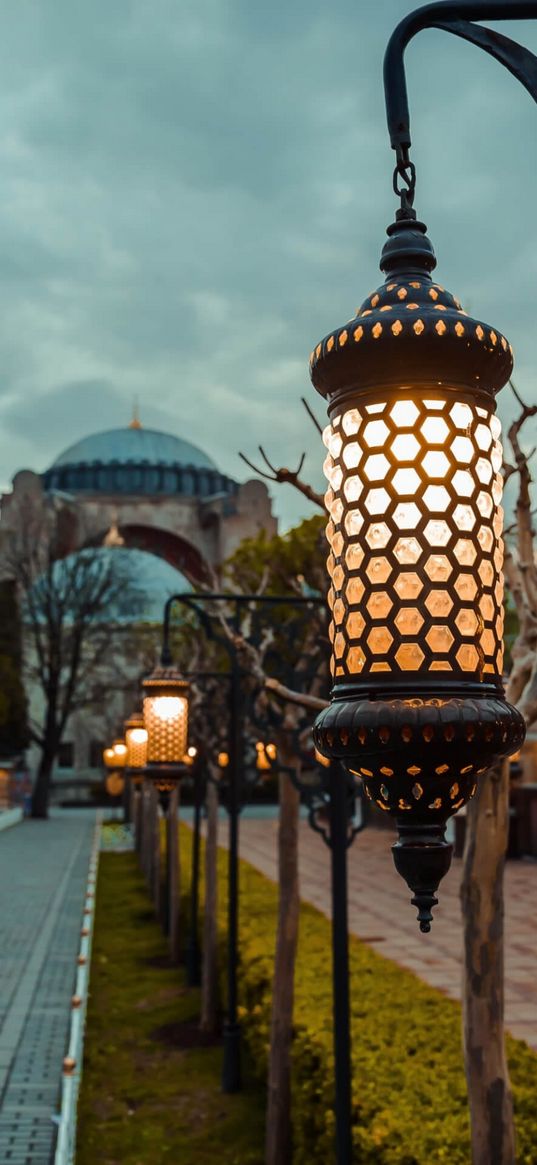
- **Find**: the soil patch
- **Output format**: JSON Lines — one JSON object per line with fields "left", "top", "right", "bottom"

{"left": 150, "top": 1019, "right": 221, "bottom": 1050}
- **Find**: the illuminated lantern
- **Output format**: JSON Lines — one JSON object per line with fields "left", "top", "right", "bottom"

{"left": 103, "top": 746, "right": 116, "bottom": 770}
{"left": 112, "top": 740, "right": 127, "bottom": 768}
{"left": 218, "top": 751, "right": 229, "bottom": 769}
{"left": 142, "top": 665, "right": 189, "bottom": 792}
{"left": 311, "top": 217, "right": 525, "bottom": 929}
{"left": 124, "top": 711, "right": 148, "bottom": 786}
{"left": 255, "top": 741, "right": 276, "bottom": 772}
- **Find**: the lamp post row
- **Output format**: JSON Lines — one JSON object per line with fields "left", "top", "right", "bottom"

{"left": 100, "top": 4, "right": 537, "bottom": 1161}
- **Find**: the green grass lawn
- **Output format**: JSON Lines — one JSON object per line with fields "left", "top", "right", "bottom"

{"left": 76, "top": 852, "right": 265, "bottom": 1165}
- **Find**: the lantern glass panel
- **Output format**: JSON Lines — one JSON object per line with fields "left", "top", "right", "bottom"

{"left": 125, "top": 726, "right": 148, "bottom": 769}
{"left": 112, "top": 741, "right": 127, "bottom": 769}
{"left": 323, "top": 392, "right": 504, "bottom": 680}
{"left": 144, "top": 693, "right": 188, "bottom": 764}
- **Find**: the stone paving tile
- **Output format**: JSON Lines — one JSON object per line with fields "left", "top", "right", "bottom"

{"left": 0, "top": 811, "right": 95, "bottom": 1164}
{"left": 232, "top": 817, "right": 537, "bottom": 1051}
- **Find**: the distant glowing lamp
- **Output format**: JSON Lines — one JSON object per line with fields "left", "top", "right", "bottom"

{"left": 311, "top": 217, "right": 525, "bottom": 929}
{"left": 103, "top": 747, "right": 116, "bottom": 770}
{"left": 124, "top": 711, "right": 148, "bottom": 786}
{"left": 142, "top": 666, "right": 190, "bottom": 792}
{"left": 183, "top": 745, "right": 198, "bottom": 766}
{"left": 256, "top": 742, "right": 277, "bottom": 773}
{"left": 112, "top": 740, "right": 127, "bottom": 769}
{"left": 218, "top": 751, "right": 229, "bottom": 769}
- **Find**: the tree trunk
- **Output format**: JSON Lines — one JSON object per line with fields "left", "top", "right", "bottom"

{"left": 168, "top": 787, "right": 181, "bottom": 964}
{"left": 134, "top": 787, "right": 142, "bottom": 855}
{"left": 201, "top": 778, "right": 219, "bottom": 1033}
{"left": 461, "top": 760, "right": 515, "bottom": 1165}
{"left": 265, "top": 766, "right": 300, "bottom": 1165}
{"left": 152, "top": 788, "right": 162, "bottom": 919}
{"left": 31, "top": 749, "right": 55, "bottom": 818}
{"left": 140, "top": 785, "right": 149, "bottom": 881}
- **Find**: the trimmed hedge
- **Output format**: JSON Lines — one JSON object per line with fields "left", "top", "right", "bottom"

{"left": 179, "top": 823, "right": 537, "bottom": 1164}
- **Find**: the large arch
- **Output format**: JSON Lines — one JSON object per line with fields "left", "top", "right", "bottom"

{"left": 84, "top": 524, "right": 207, "bottom": 583}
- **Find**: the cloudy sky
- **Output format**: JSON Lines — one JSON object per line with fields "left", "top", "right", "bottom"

{"left": 0, "top": 0, "right": 535, "bottom": 528}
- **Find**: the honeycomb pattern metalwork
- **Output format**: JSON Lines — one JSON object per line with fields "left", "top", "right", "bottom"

{"left": 323, "top": 393, "right": 504, "bottom": 680}
{"left": 142, "top": 667, "right": 189, "bottom": 765}
{"left": 125, "top": 713, "right": 148, "bottom": 769}
{"left": 143, "top": 694, "right": 188, "bottom": 763}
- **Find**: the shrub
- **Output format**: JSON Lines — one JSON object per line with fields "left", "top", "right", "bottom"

{"left": 179, "top": 825, "right": 537, "bottom": 1163}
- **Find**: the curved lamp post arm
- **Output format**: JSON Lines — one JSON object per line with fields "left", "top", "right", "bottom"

{"left": 384, "top": 1, "right": 537, "bottom": 214}
{"left": 161, "top": 591, "right": 326, "bottom": 666}
{"left": 161, "top": 593, "right": 237, "bottom": 666}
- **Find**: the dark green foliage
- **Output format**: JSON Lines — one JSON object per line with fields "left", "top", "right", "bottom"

{"left": 0, "top": 580, "right": 27, "bottom": 754}
{"left": 178, "top": 826, "right": 537, "bottom": 1165}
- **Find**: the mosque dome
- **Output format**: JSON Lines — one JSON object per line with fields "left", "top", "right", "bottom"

{"left": 51, "top": 427, "right": 217, "bottom": 472}
{"left": 42, "top": 422, "right": 237, "bottom": 500}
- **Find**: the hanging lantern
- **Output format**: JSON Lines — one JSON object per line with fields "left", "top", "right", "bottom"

{"left": 311, "top": 217, "right": 525, "bottom": 930}
{"left": 142, "top": 665, "right": 190, "bottom": 792}
{"left": 124, "top": 711, "right": 148, "bottom": 786}
{"left": 102, "top": 746, "right": 116, "bottom": 770}
{"left": 255, "top": 741, "right": 276, "bottom": 772}
{"left": 112, "top": 740, "right": 127, "bottom": 769}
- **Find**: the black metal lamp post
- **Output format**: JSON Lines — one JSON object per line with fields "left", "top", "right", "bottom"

{"left": 259, "top": 728, "right": 365, "bottom": 1165}
{"left": 160, "top": 591, "right": 325, "bottom": 1093}
{"left": 181, "top": 745, "right": 205, "bottom": 988}
{"left": 311, "top": 0, "right": 535, "bottom": 931}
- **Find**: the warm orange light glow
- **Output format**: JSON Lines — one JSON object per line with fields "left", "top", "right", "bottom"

{"left": 218, "top": 751, "right": 229, "bottom": 768}
{"left": 323, "top": 394, "right": 504, "bottom": 680}
{"left": 142, "top": 671, "right": 189, "bottom": 766}
{"left": 256, "top": 741, "right": 273, "bottom": 772}
{"left": 152, "top": 696, "right": 184, "bottom": 721}
{"left": 112, "top": 740, "right": 127, "bottom": 769}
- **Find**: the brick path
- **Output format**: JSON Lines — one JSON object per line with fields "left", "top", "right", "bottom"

{"left": 234, "top": 817, "right": 537, "bottom": 1050}
{"left": 0, "top": 811, "right": 95, "bottom": 1164}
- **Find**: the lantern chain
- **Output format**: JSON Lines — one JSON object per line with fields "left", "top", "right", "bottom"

{"left": 392, "top": 144, "right": 416, "bottom": 220}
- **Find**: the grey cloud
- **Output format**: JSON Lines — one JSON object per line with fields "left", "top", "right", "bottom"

{"left": 0, "top": 1, "right": 535, "bottom": 526}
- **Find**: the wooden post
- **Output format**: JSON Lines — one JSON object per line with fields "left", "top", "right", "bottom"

{"left": 461, "top": 759, "right": 516, "bottom": 1165}
{"left": 201, "top": 777, "right": 219, "bottom": 1033}
{"left": 152, "top": 787, "right": 161, "bottom": 919}
{"left": 265, "top": 765, "right": 300, "bottom": 1165}
{"left": 141, "top": 784, "right": 149, "bottom": 881}
{"left": 168, "top": 787, "right": 181, "bottom": 963}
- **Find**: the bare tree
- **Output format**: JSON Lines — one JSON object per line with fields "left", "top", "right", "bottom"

{"left": 461, "top": 385, "right": 537, "bottom": 1165}
{"left": 4, "top": 492, "right": 139, "bottom": 818}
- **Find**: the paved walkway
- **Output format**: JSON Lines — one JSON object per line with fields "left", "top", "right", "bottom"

{"left": 0, "top": 811, "right": 95, "bottom": 1164}
{"left": 234, "top": 817, "right": 537, "bottom": 1050}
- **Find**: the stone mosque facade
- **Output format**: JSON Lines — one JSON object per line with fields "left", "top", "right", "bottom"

{"left": 1, "top": 418, "right": 277, "bottom": 794}
{"left": 7, "top": 418, "right": 276, "bottom": 579}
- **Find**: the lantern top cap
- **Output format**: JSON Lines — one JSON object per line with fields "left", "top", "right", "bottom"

{"left": 142, "top": 664, "right": 189, "bottom": 696}
{"left": 380, "top": 217, "right": 436, "bottom": 279}
{"left": 310, "top": 218, "right": 513, "bottom": 404}
{"left": 125, "top": 710, "right": 144, "bottom": 730}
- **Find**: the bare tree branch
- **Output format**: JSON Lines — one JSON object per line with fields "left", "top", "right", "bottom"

{"left": 238, "top": 448, "right": 324, "bottom": 510}
{"left": 300, "top": 396, "right": 323, "bottom": 436}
